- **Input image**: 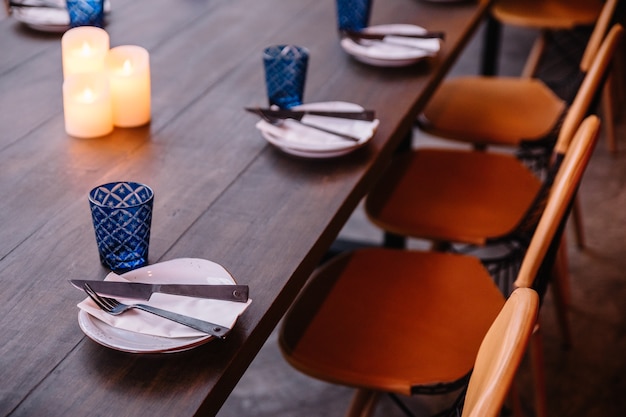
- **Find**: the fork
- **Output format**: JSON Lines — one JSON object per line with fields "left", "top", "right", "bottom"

{"left": 252, "top": 109, "right": 362, "bottom": 142}
{"left": 83, "top": 283, "right": 230, "bottom": 338}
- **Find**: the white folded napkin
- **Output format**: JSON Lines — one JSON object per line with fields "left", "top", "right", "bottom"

{"left": 256, "top": 116, "right": 379, "bottom": 152}
{"left": 348, "top": 37, "right": 440, "bottom": 60}
{"left": 341, "top": 23, "right": 442, "bottom": 61}
{"left": 381, "top": 36, "right": 441, "bottom": 53}
{"left": 78, "top": 272, "right": 252, "bottom": 338}
{"left": 18, "top": 0, "right": 65, "bottom": 6}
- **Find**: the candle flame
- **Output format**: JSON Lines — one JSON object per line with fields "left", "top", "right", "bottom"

{"left": 80, "top": 87, "right": 96, "bottom": 103}
{"left": 122, "top": 59, "right": 133, "bottom": 75}
{"left": 80, "top": 41, "right": 92, "bottom": 56}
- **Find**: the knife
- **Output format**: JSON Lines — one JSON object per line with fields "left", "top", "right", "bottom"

{"left": 342, "top": 29, "right": 445, "bottom": 40}
{"left": 69, "top": 280, "right": 249, "bottom": 302}
{"left": 245, "top": 107, "right": 376, "bottom": 122}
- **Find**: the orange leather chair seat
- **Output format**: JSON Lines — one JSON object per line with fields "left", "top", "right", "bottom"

{"left": 420, "top": 77, "right": 567, "bottom": 147}
{"left": 492, "top": 0, "right": 603, "bottom": 29}
{"left": 280, "top": 249, "right": 505, "bottom": 396}
{"left": 365, "top": 149, "right": 542, "bottom": 245}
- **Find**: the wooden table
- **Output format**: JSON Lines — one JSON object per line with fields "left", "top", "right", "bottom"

{"left": 0, "top": 0, "right": 488, "bottom": 415}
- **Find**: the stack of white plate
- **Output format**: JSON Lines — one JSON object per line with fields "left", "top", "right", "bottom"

{"left": 11, "top": 0, "right": 112, "bottom": 32}
{"left": 340, "top": 23, "right": 442, "bottom": 67}
{"left": 77, "top": 258, "right": 251, "bottom": 353}
{"left": 256, "top": 101, "right": 380, "bottom": 159}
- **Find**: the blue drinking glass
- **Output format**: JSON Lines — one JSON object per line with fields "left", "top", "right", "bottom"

{"left": 66, "top": 0, "right": 105, "bottom": 28}
{"left": 336, "top": 0, "right": 372, "bottom": 32}
{"left": 89, "top": 182, "right": 154, "bottom": 273}
{"left": 263, "top": 45, "right": 309, "bottom": 109}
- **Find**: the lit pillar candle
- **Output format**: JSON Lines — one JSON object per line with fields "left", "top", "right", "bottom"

{"left": 63, "top": 72, "right": 113, "bottom": 138}
{"left": 106, "top": 45, "right": 151, "bottom": 127}
{"left": 61, "top": 26, "right": 110, "bottom": 78}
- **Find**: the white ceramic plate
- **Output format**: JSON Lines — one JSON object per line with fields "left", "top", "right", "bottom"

{"left": 340, "top": 24, "right": 441, "bottom": 67}
{"left": 78, "top": 258, "right": 242, "bottom": 353}
{"left": 259, "top": 101, "right": 378, "bottom": 158}
{"left": 12, "top": 0, "right": 111, "bottom": 33}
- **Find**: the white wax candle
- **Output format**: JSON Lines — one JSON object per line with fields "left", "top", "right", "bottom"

{"left": 61, "top": 27, "right": 110, "bottom": 78}
{"left": 106, "top": 45, "right": 151, "bottom": 127}
{"left": 63, "top": 73, "right": 113, "bottom": 138}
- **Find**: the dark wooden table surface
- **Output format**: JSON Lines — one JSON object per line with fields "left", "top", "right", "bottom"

{"left": 0, "top": 0, "right": 488, "bottom": 415}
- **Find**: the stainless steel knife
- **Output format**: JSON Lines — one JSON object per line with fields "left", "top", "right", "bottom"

{"left": 342, "top": 29, "right": 445, "bottom": 40}
{"left": 245, "top": 107, "right": 376, "bottom": 121}
{"left": 69, "top": 280, "right": 249, "bottom": 302}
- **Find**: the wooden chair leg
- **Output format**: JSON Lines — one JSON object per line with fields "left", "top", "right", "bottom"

{"left": 550, "top": 263, "right": 573, "bottom": 349}
{"left": 530, "top": 325, "right": 548, "bottom": 417}
{"left": 602, "top": 75, "right": 618, "bottom": 153}
{"left": 551, "top": 238, "right": 573, "bottom": 350}
{"left": 615, "top": 45, "right": 626, "bottom": 109}
{"left": 619, "top": 46, "right": 626, "bottom": 103}
{"left": 346, "top": 389, "right": 380, "bottom": 417}
{"left": 571, "top": 194, "right": 586, "bottom": 249}
{"left": 553, "top": 236, "right": 571, "bottom": 306}
{"left": 521, "top": 31, "right": 548, "bottom": 78}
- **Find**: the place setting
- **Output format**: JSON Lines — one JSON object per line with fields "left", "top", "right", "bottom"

{"left": 247, "top": 44, "right": 380, "bottom": 158}
{"left": 71, "top": 181, "right": 251, "bottom": 353}
{"left": 7, "top": 0, "right": 112, "bottom": 33}
{"left": 336, "top": 0, "right": 444, "bottom": 67}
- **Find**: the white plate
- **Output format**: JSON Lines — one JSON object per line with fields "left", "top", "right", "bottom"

{"left": 78, "top": 258, "right": 242, "bottom": 353}
{"left": 12, "top": 0, "right": 111, "bottom": 33}
{"left": 259, "top": 101, "right": 378, "bottom": 159}
{"left": 340, "top": 24, "right": 441, "bottom": 67}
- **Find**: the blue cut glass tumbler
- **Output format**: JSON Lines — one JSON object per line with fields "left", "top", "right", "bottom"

{"left": 263, "top": 45, "right": 309, "bottom": 109}
{"left": 66, "top": 0, "right": 105, "bottom": 28}
{"left": 336, "top": 0, "right": 372, "bottom": 31}
{"left": 89, "top": 182, "right": 154, "bottom": 273}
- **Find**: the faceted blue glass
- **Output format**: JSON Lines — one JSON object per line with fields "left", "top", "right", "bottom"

{"left": 336, "top": 0, "right": 372, "bottom": 31}
{"left": 89, "top": 182, "right": 154, "bottom": 273}
{"left": 66, "top": 0, "right": 105, "bottom": 28}
{"left": 263, "top": 45, "right": 309, "bottom": 109}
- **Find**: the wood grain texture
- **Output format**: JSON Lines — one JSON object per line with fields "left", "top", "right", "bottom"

{"left": 0, "top": 0, "right": 488, "bottom": 415}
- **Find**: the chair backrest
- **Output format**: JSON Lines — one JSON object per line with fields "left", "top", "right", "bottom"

{"left": 539, "top": 0, "right": 618, "bottom": 104}
{"left": 461, "top": 287, "right": 539, "bottom": 417}
{"left": 553, "top": 23, "right": 622, "bottom": 155}
{"left": 579, "top": 0, "right": 619, "bottom": 72}
{"left": 513, "top": 24, "right": 622, "bottom": 242}
{"left": 515, "top": 115, "right": 600, "bottom": 291}
{"left": 485, "top": 26, "right": 618, "bottom": 295}
{"left": 456, "top": 112, "right": 598, "bottom": 409}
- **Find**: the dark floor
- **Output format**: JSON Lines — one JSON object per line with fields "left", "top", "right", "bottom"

{"left": 217, "top": 23, "right": 626, "bottom": 417}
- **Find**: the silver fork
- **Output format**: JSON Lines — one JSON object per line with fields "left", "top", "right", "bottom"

{"left": 252, "top": 109, "right": 361, "bottom": 142}
{"left": 83, "top": 283, "right": 230, "bottom": 338}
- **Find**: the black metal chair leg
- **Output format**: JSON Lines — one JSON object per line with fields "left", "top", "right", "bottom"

{"left": 481, "top": 15, "right": 502, "bottom": 76}
{"left": 384, "top": 232, "right": 407, "bottom": 249}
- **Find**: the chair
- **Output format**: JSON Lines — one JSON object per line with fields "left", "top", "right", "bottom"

{"left": 279, "top": 116, "right": 600, "bottom": 417}
{"left": 482, "top": 0, "right": 605, "bottom": 77}
{"left": 364, "top": 25, "right": 622, "bottom": 320}
{"left": 459, "top": 287, "right": 539, "bottom": 417}
{"left": 417, "top": 0, "right": 616, "bottom": 159}
{"left": 480, "top": 0, "right": 618, "bottom": 152}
